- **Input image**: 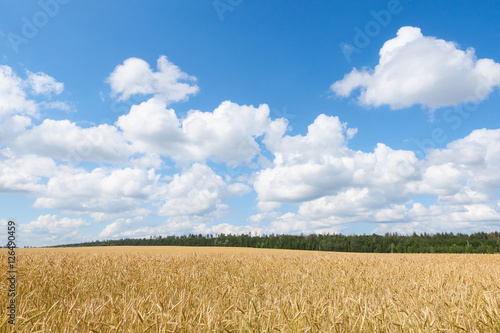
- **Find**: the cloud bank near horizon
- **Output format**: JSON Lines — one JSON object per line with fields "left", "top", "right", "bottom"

{"left": 2, "top": 28, "right": 500, "bottom": 245}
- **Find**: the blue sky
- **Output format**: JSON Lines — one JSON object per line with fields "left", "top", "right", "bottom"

{"left": 2, "top": 1, "right": 500, "bottom": 246}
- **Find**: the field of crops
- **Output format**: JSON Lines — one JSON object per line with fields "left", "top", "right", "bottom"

{"left": 1, "top": 246, "right": 500, "bottom": 332}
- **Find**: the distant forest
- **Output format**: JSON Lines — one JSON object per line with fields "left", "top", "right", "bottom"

{"left": 53, "top": 232, "right": 500, "bottom": 253}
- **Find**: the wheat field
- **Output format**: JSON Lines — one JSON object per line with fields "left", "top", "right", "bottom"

{"left": 1, "top": 246, "right": 499, "bottom": 332}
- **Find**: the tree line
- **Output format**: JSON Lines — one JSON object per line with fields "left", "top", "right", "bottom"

{"left": 53, "top": 231, "right": 500, "bottom": 253}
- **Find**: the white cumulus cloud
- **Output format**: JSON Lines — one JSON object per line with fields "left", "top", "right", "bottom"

{"left": 33, "top": 167, "right": 162, "bottom": 217}
{"left": 26, "top": 71, "right": 64, "bottom": 96}
{"left": 21, "top": 214, "right": 92, "bottom": 246}
{"left": 23, "top": 214, "right": 90, "bottom": 233}
{"left": 0, "top": 66, "right": 37, "bottom": 119}
{"left": 99, "top": 216, "right": 147, "bottom": 238}
{"left": 254, "top": 114, "right": 500, "bottom": 235}
{"left": 331, "top": 26, "right": 500, "bottom": 110}
{"left": 107, "top": 55, "right": 199, "bottom": 104}
{"left": 0, "top": 149, "right": 58, "bottom": 193}
{"left": 14, "top": 119, "right": 132, "bottom": 163}
{"left": 160, "top": 163, "right": 250, "bottom": 216}
{"left": 254, "top": 114, "right": 418, "bottom": 203}
{"left": 117, "top": 98, "right": 287, "bottom": 166}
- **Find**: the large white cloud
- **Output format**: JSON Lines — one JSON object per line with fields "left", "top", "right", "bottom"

{"left": 98, "top": 216, "right": 148, "bottom": 238}
{"left": 254, "top": 113, "right": 500, "bottom": 234}
{"left": 160, "top": 163, "right": 250, "bottom": 216}
{"left": 0, "top": 64, "right": 132, "bottom": 164}
{"left": 373, "top": 201, "right": 500, "bottom": 235}
{"left": 23, "top": 214, "right": 90, "bottom": 233}
{"left": 33, "top": 167, "right": 162, "bottom": 217}
{"left": 25, "top": 159, "right": 250, "bottom": 228}
{"left": 98, "top": 164, "right": 252, "bottom": 238}
{"left": 0, "top": 66, "right": 74, "bottom": 150}
{"left": 0, "top": 66, "right": 37, "bottom": 144}
{"left": 14, "top": 119, "right": 132, "bottom": 163}
{"left": 425, "top": 129, "right": 500, "bottom": 194}
{"left": 21, "top": 214, "right": 91, "bottom": 246}
{"left": 0, "top": 148, "right": 59, "bottom": 193}
{"left": 107, "top": 55, "right": 199, "bottom": 103}
{"left": 331, "top": 26, "right": 500, "bottom": 109}
{"left": 254, "top": 114, "right": 419, "bottom": 203}
{"left": 401, "top": 129, "right": 500, "bottom": 235}
{"left": 0, "top": 66, "right": 37, "bottom": 119}
{"left": 117, "top": 98, "right": 287, "bottom": 166}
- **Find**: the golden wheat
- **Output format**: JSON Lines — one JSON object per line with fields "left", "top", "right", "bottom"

{"left": 1, "top": 246, "right": 499, "bottom": 332}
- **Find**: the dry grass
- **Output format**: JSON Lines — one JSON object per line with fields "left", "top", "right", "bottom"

{"left": 1, "top": 246, "right": 499, "bottom": 332}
